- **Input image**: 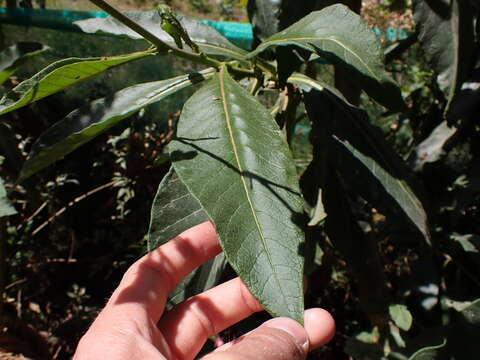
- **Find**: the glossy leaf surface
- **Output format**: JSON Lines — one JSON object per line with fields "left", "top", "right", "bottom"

{"left": 413, "top": 0, "right": 475, "bottom": 110}
{"left": 248, "top": 4, "right": 404, "bottom": 110}
{"left": 170, "top": 67, "right": 305, "bottom": 322}
{"left": 293, "top": 73, "right": 430, "bottom": 245}
{"left": 75, "top": 11, "right": 247, "bottom": 60}
{"left": 0, "top": 50, "right": 153, "bottom": 117}
{"left": 0, "top": 42, "right": 48, "bottom": 85}
{"left": 147, "top": 167, "right": 226, "bottom": 308}
{"left": 19, "top": 69, "right": 215, "bottom": 182}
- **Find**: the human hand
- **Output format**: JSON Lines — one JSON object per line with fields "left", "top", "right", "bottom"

{"left": 74, "top": 221, "right": 335, "bottom": 359}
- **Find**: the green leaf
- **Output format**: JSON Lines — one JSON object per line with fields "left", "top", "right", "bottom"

{"left": 410, "top": 120, "right": 457, "bottom": 171}
{"left": 19, "top": 68, "right": 215, "bottom": 182}
{"left": 450, "top": 233, "right": 480, "bottom": 254}
{"left": 147, "top": 167, "right": 226, "bottom": 308}
{"left": 334, "top": 138, "right": 431, "bottom": 245}
{"left": 413, "top": 0, "right": 475, "bottom": 110}
{"left": 170, "top": 66, "right": 305, "bottom": 322}
{"left": 447, "top": 298, "right": 480, "bottom": 357}
{"left": 0, "top": 183, "right": 15, "bottom": 218}
{"left": 0, "top": 42, "right": 48, "bottom": 85}
{"left": 74, "top": 11, "right": 247, "bottom": 61}
{"left": 247, "top": 4, "right": 405, "bottom": 111}
{"left": 0, "top": 176, "right": 16, "bottom": 218}
{"left": 148, "top": 167, "right": 210, "bottom": 250}
{"left": 389, "top": 304, "right": 413, "bottom": 331}
{"left": 247, "top": 0, "right": 282, "bottom": 45}
{"left": 247, "top": 0, "right": 316, "bottom": 83}
{"left": 308, "top": 189, "right": 326, "bottom": 227}
{"left": 293, "top": 73, "right": 431, "bottom": 246}
{"left": 247, "top": 0, "right": 320, "bottom": 45}
{"left": 458, "top": 298, "right": 480, "bottom": 326}
{"left": 0, "top": 50, "right": 154, "bottom": 117}
{"left": 323, "top": 170, "right": 391, "bottom": 316}
{"left": 169, "top": 252, "right": 226, "bottom": 308}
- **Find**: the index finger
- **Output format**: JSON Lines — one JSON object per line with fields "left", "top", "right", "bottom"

{"left": 105, "top": 221, "right": 221, "bottom": 321}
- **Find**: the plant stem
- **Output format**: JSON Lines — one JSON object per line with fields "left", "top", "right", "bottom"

{"left": 89, "top": 0, "right": 222, "bottom": 68}
{"left": 89, "top": 0, "right": 169, "bottom": 50}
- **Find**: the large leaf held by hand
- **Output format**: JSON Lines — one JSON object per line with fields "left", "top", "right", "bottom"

{"left": 170, "top": 67, "right": 305, "bottom": 322}
{"left": 19, "top": 68, "right": 215, "bottom": 182}
{"left": 0, "top": 42, "right": 48, "bottom": 85}
{"left": 75, "top": 11, "right": 247, "bottom": 60}
{"left": 247, "top": 4, "right": 404, "bottom": 111}
{"left": 413, "top": 0, "right": 475, "bottom": 110}
{"left": 0, "top": 50, "right": 153, "bottom": 117}
{"left": 147, "top": 167, "right": 226, "bottom": 308}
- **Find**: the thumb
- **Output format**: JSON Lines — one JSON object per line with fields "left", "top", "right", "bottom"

{"left": 202, "top": 318, "right": 309, "bottom": 360}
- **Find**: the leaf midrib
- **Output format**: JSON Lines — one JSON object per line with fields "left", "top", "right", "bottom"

{"left": 197, "top": 43, "right": 246, "bottom": 59}
{"left": 254, "top": 36, "right": 379, "bottom": 80}
{"left": 218, "top": 67, "right": 285, "bottom": 305}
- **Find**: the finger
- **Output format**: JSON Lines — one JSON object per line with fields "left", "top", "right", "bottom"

{"left": 158, "top": 277, "right": 263, "bottom": 360}
{"left": 203, "top": 317, "right": 309, "bottom": 360}
{"left": 212, "top": 308, "right": 335, "bottom": 354}
{"left": 105, "top": 221, "right": 221, "bottom": 322}
{"left": 304, "top": 308, "right": 335, "bottom": 349}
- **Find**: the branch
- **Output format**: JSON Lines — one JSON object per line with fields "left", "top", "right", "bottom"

{"left": 89, "top": 0, "right": 222, "bottom": 68}
{"left": 32, "top": 181, "right": 115, "bottom": 236}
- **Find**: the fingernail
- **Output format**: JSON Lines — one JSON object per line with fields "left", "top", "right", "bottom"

{"left": 263, "top": 318, "right": 309, "bottom": 353}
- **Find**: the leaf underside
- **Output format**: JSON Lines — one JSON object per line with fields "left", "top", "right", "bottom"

{"left": 413, "top": 0, "right": 475, "bottom": 111}
{"left": 170, "top": 67, "right": 305, "bottom": 322}
{"left": 148, "top": 167, "right": 209, "bottom": 250}
{"left": 147, "top": 167, "right": 226, "bottom": 308}
{"left": 19, "top": 68, "right": 215, "bottom": 182}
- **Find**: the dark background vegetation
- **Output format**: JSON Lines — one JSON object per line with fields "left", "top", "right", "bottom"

{"left": 0, "top": 0, "right": 479, "bottom": 359}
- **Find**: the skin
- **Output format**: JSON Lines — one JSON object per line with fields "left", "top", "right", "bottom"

{"left": 74, "top": 221, "right": 335, "bottom": 359}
